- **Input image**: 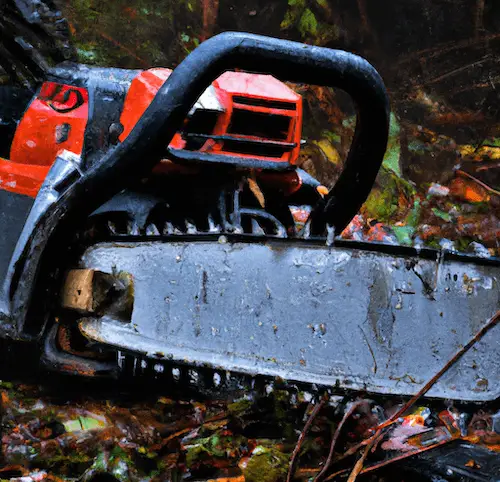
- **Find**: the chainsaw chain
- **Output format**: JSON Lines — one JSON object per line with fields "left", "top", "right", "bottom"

{"left": 116, "top": 350, "right": 329, "bottom": 401}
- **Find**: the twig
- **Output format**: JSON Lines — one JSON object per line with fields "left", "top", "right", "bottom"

{"left": 346, "top": 430, "right": 383, "bottom": 482}
{"left": 206, "top": 477, "right": 245, "bottom": 482}
{"left": 315, "top": 400, "right": 366, "bottom": 482}
{"left": 324, "top": 468, "right": 349, "bottom": 482}
{"left": 422, "top": 56, "right": 491, "bottom": 86}
{"left": 321, "top": 309, "right": 499, "bottom": 478}
{"left": 324, "top": 436, "right": 453, "bottom": 481}
{"left": 153, "top": 412, "right": 229, "bottom": 451}
{"left": 296, "top": 468, "right": 321, "bottom": 478}
{"left": 334, "top": 431, "right": 379, "bottom": 461}
{"left": 377, "top": 309, "right": 500, "bottom": 431}
{"left": 477, "top": 162, "right": 500, "bottom": 172}
{"left": 287, "top": 395, "right": 327, "bottom": 482}
{"left": 99, "top": 33, "right": 148, "bottom": 67}
{"left": 397, "top": 33, "right": 500, "bottom": 65}
{"left": 359, "top": 438, "right": 453, "bottom": 475}
{"left": 321, "top": 431, "right": 382, "bottom": 481}
{"left": 456, "top": 169, "right": 500, "bottom": 196}
{"left": 475, "top": 0, "right": 485, "bottom": 40}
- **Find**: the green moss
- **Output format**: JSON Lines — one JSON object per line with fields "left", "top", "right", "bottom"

{"left": 228, "top": 398, "right": 253, "bottom": 415}
{"left": 186, "top": 443, "right": 208, "bottom": 468}
{"left": 322, "top": 130, "right": 341, "bottom": 145}
{"left": 421, "top": 236, "right": 442, "bottom": 250}
{"left": 185, "top": 432, "right": 246, "bottom": 469}
{"left": 483, "top": 137, "right": 500, "bottom": 148}
{"left": 272, "top": 390, "right": 292, "bottom": 421}
{"left": 39, "top": 452, "right": 92, "bottom": 467}
{"left": 242, "top": 446, "right": 289, "bottom": 482}
{"left": 383, "top": 113, "right": 402, "bottom": 176}
{"left": 281, "top": 0, "right": 305, "bottom": 29}
{"left": 92, "top": 451, "right": 108, "bottom": 472}
{"left": 454, "top": 236, "right": 475, "bottom": 253}
{"left": 406, "top": 198, "right": 421, "bottom": 228}
{"left": 299, "top": 8, "right": 318, "bottom": 36}
{"left": 281, "top": 0, "right": 338, "bottom": 43}
{"left": 363, "top": 167, "right": 416, "bottom": 224}
{"left": 364, "top": 186, "right": 398, "bottom": 222}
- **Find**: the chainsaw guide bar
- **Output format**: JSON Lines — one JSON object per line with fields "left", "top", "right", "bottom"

{"left": 66, "top": 238, "right": 499, "bottom": 402}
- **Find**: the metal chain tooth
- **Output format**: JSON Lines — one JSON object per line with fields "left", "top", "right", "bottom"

{"left": 130, "top": 221, "right": 141, "bottom": 236}
{"left": 213, "top": 371, "right": 222, "bottom": 387}
{"left": 172, "top": 366, "right": 181, "bottom": 382}
{"left": 98, "top": 185, "right": 297, "bottom": 241}
{"left": 301, "top": 219, "right": 312, "bottom": 239}
{"left": 107, "top": 221, "right": 118, "bottom": 235}
{"left": 163, "top": 222, "right": 174, "bottom": 235}
{"left": 153, "top": 362, "right": 164, "bottom": 376}
{"left": 251, "top": 218, "right": 265, "bottom": 235}
{"left": 140, "top": 358, "right": 149, "bottom": 377}
{"left": 145, "top": 224, "right": 161, "bottom": 236}
{"left": 231, "top": 185, "right": 242, "bottom": 229}
{"left": 117, "top": 350, "right": 125, "bottom": 370}
{"left": 132, "top": 356, "right": 139, "bottom": 376}
{"left": 207, "top": 215, "right": 220, "bottom": 233}
{"left": 186, "top": 221, "right": 197, "bottom": 234}
{"left": 188, "top": 369, "right": 199, "bottom": 385}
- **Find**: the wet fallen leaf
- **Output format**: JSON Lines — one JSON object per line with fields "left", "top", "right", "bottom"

{"left": 449, "top": 177, "right": 490, "bottom": 203}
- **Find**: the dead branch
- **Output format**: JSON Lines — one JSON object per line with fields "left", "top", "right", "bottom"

{"left": 315, "top": 400, "right": 366, "bottom": 482}
{"left": 346, "top": 430, "right": 384, "bottom": 482}
{"left": 475, "top": 0, "right": 485, "bottom": 40}
{"left": 396, "top": 33, "right": 500, "bottom": 65}
{"left": 202, "top": 0, "right": 219, "bottom": 40}
{"left": 287, "top": 395, "right": 327, "bottom": 482}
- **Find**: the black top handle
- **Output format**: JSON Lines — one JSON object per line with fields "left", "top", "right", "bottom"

{"left": 87, "top": 31, "right": 390, "bottom": 233}
{"left": 6, "top": 32, "right": 390, "bottom": 334}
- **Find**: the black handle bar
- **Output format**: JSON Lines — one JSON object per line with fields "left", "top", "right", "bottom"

{"left": 89, "top": 31, "right": 390, "bottom": 232}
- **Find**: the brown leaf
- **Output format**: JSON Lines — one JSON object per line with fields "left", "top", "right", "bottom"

{"left": 248, "top": 176, "right": 265, "bottom": 208}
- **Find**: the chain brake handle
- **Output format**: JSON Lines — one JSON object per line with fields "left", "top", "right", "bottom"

{"left": 7, "top": 32, "right": 390, "bottom": 333}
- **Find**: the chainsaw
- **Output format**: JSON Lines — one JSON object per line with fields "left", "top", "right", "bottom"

{"left": 0, "top": 23, "right": 498, "bottom": 405}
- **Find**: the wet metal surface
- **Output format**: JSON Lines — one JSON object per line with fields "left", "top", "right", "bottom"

{"left": 78, "top": 240, "right": 499, "bottom": 402}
